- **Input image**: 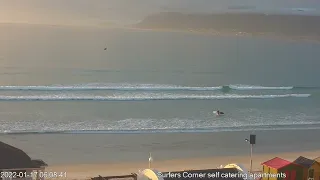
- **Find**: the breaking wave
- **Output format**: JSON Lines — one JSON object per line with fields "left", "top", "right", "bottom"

{"left": 228, "top": 84, "right": 293, "bottom": 90}
{"left": 2, "top": 123, "right": 320, "bottom": 135}
{"left": 0, "top": 83, "right": 310, "bottom": 91}
{"left": 0, "top": 93, "right": 310, "bottom": 101}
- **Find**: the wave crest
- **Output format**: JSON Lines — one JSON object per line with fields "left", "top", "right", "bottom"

{"left": 0, "top": 93, "right": 310, "bottom": 101}
{"left": 228, "top": 84, "right": 293, "bottom": 90}
{"left": 0, "top": 84, "right": 222, "bottom": 91}
{"left": 0, "top": 83, "right": 303, "bottom": 91}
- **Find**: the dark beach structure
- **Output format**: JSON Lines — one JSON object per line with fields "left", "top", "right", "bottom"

{"left": 293, "top": 156, "right": 320, "bottom": 180}
{"left": 91, "top": 174, "right": 138, "bottom": 180}
{"left": 0, "top": 141, "right": 47, "bottom": 180}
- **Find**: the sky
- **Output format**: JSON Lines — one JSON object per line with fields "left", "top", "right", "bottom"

{"left": 0, "top": 0, "right": 165, "bottom": 25}
{"left": 0, "top": 0, "right": 319, "bottom": 26}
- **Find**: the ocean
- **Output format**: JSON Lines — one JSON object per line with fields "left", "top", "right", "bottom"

{"left": 0, "top": 24, "right": 320, "bottom": 164}
{"left": 0, "top": 24, "right": 320, "bottom": 135}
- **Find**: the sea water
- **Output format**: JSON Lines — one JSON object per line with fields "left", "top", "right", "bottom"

{"left": 0, "top": 24, "right": 320, "bottom": 135}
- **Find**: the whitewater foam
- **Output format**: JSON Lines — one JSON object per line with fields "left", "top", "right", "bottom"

{"left": 0, "top": 84, "right": 222, "bottom": 91}
{"left": 0, "top": 93, "right": 310, "bottom": 101}
{"left": 2, "top": 123, "right": 320, "bottom": 135}
{"left": 229, "top": 84, "right": 293, "bottom": 90}
{"left": 0, "top": 83, "right": 302, "bottom": 91}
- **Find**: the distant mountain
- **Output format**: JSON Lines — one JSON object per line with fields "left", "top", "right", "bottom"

{"left": 135, "top": 12, "right": 320, "bottom": 38}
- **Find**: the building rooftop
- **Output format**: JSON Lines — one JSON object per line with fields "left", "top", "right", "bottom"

{"left": 261, "top": 157, "right": 292, "bottom": 169}
{"left": 294, "top": 156, "right": 315, "bottom": 168}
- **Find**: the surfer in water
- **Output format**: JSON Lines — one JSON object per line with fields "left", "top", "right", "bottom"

{"left": 215, "top": 110, "right": 224, "bottom": 116}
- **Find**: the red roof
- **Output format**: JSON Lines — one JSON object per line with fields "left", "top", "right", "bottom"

{"left": 261, "top": 157, "right": 292, "bottom": 169}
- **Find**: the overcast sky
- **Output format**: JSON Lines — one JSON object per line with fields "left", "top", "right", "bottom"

{"left": 1, "top": 0, "right": 319, "bottom": 25}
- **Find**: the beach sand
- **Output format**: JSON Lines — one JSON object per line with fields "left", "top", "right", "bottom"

{"left": 2, "top": 130, "right": 320, "bottom": 165}
{"left": 47, "top": 150, "right": 320, "bottom": 180}
{"left": 2, "top": 130, "right": 319, "bottom": 180}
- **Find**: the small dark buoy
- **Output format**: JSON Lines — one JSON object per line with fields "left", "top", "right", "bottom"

{"left": 104, "top": 47, "right": 107, "bottom": 50}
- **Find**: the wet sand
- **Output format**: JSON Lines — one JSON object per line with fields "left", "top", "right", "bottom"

{"left": 1, "top": 129, "right": 319, "bottom": 165}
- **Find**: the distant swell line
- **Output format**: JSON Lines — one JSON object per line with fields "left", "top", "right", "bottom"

{"left": 0, "top": 85, "right": 222, "bottom": 91}
{"left": 0, "top": 84, "right": 311, "bottom": 91}
{"left": 0, "top": 94, "right": 310, "bottom": 101}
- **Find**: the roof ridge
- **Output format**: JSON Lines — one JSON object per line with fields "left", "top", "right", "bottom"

{"left": 261, "top": 157, "right": 289, "bottom": 164}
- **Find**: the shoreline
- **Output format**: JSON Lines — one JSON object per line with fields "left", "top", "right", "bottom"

{"left": 2, "top": 22, "right": 320, "bottom": 43}
{"left": 123, "top": 26, "right": 320, "bottom": 43}
{"left": 134, "top": 12, "right": 320, "bottom": 43}
{"left": 47, "top": 150, "right": 320, "bottom": 180}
